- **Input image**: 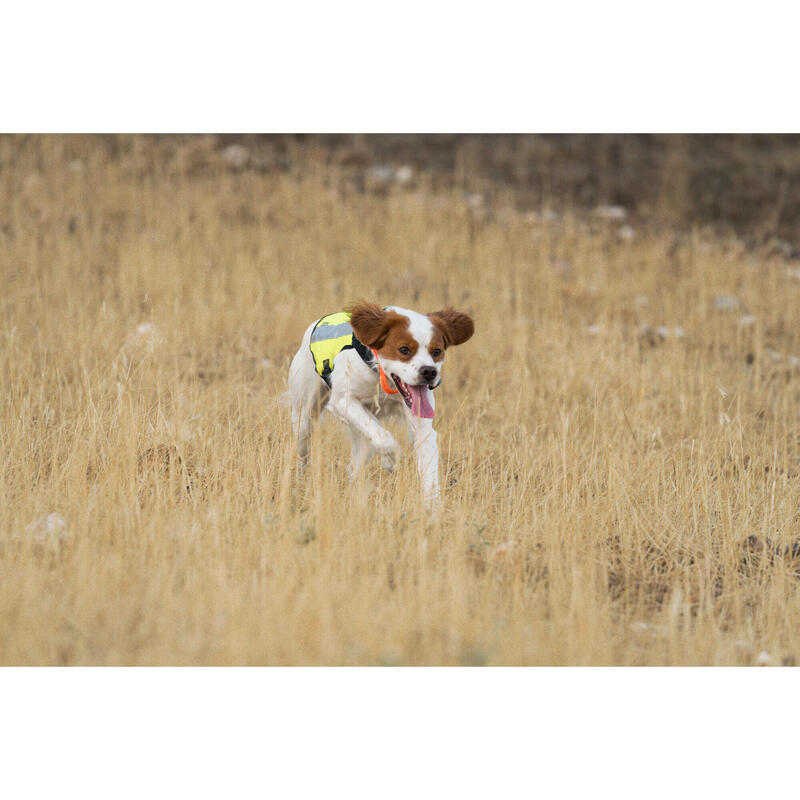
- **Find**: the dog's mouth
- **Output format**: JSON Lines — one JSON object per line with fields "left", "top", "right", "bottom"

{"left": 391, "top": 375, "right": 435, "bottom": 419}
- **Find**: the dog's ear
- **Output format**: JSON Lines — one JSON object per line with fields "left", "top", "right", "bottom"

{"left": 348, "top": 302, "right": 393, "bottom": 348}
{"left": 428, "top": 308, "right": 474, "bottom": 347}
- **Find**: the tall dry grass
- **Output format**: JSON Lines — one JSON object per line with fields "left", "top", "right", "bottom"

{"left": 1, "top": 135, "right": 800, "bottom": 665}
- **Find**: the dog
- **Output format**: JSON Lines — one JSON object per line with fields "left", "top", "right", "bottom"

{"left": 288, "top": 302, "right": 474, "bottom": 507}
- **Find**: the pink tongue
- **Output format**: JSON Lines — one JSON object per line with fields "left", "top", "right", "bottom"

{"left": 408, "top": 384, "right": 435, "bottom": 418}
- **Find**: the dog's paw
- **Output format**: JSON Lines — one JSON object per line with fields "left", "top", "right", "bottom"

{"left": 376, "top": 437, "right": 401, "bottom": 471}
{"left": 374, "top": 431, "right": 398, "bottom": 454}
{"left": 381, "top": 451, "right": 399, "bottom": 472}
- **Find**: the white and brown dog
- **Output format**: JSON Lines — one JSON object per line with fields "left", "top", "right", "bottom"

{"left": 288, "top": 303, "right": 474, "bottom": 507}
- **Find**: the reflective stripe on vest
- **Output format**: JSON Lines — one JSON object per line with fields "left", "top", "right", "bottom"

{"left": 308, "top": 311, "right": 374, "bottom": 385}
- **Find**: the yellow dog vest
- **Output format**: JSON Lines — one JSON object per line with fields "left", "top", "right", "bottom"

{"left": 308, "top": 311, "right": 375, "bottom": 386}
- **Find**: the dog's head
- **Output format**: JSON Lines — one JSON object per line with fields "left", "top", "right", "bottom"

{"left": 348, "top": 303, "right": 474, "bottom": 418}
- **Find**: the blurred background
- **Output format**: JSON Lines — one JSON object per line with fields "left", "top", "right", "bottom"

{"left": 11, "top": 133, "right": 799, "bottom": 245}
{"left": 216, "top": 133, "right": 800, "bottom": 247}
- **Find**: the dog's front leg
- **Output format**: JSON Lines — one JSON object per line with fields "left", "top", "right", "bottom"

{"left": 346, "top": 428, "right": 376, "bottom": 479}
{"left": 407, "top": 415, "right": 440, "bottom": 510}
{"left": 329, "top": 394, "right": 401, "bottom": 471}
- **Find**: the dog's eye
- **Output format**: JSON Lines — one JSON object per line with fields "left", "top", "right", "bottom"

{"left": 398, "top": 346, "right": 411, "bottom": 356}
{"left": 431, "top": 348, "right": 442, "bottom": 358}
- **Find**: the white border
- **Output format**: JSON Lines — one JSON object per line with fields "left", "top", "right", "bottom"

{"left": 2, "top": 668, "right": 797, "bottom": 798}
{"left": 3, "top": 1, "right": 799, "bottom": 131}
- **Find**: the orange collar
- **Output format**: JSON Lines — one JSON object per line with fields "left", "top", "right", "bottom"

{"left": 371, "top": 348, "right": 399, "bottom": 394}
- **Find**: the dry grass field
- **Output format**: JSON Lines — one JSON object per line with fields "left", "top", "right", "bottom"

{"left": 2, "top": 134, "right": 800, "bottom": 665}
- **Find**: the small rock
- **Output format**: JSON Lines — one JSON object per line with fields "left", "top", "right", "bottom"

{"left": 126, "top": 322, "right": 162, "bottom": 353}
{"left": 586, "top": 324, "right": 603, "bottom": 336}
{"left": 67, "top": 159, "right": 84, "bottom": 173}
{"left": 786, "top": 267, "right": 800, "bottom": 281}
{"left": 394, "top": 165, "right": 414, "bottom": 185}
{"left": 738, "top": 314, "right": 756, "bottom": 328}
{"left": 634, "top": 295, "right": 649, "bottom": 308}
{"left": 712, "top": 294, "right": 741, "bottom": 312}
{"left": 25, "top": 513, "right": 69, "bottom": 543}
{"left": 594, "top": 204, "right": 627, "bottom": 221}
{"left": 222, "top": 144, "right": 250, "bottom": 170}
{"left": 755, "top": 650, "right": 774, "bottom": 666}
{"left": 617, "top": 224, "right": 636, "bottom": 242}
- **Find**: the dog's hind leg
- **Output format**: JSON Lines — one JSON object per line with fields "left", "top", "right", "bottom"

{"left": 289, "top": 342, "right": 326, "bottom": 473}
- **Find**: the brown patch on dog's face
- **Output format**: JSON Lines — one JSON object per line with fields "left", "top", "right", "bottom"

{"left": 377, "top": 316, "right": 417, "bottom": 362}
{"left": 428, "top": 328, "right": 446, "bottom": 362}
{"left": 349, "top": 303, "right": 407, "bottom": 349}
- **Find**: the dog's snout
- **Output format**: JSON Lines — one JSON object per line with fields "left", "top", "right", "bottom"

{"left": 419, "top": 366, "right": 438, "bottom": 384}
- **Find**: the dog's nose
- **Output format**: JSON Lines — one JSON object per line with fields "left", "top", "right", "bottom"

{"left": 419, "top": 366, "right": 438, "bottom": 384}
